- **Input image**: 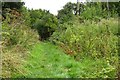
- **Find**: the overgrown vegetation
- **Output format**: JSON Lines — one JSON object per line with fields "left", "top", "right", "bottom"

{"left": 1, "top": 1, "right": 119, "bottom": 78}
{"left": 2, "top": 9, "right": 39, "bottom": 77}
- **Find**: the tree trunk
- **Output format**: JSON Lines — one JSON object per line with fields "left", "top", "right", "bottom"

{"left": 76, "top": 0, "right": 80, "bottom": 15}
{"left": 107, "top": 0, "right": 110, "bottom": 18}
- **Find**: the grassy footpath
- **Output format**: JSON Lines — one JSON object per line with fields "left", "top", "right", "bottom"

{"left": 14, "top": 42, "right": 117, "bottom": 78}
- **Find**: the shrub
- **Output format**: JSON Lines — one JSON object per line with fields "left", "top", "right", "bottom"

{"left": 50, "top": 18, "right": 118, "bottom": 63}
{"left": 33, "top": 13, "right": 58, "bottom": 40}
{"left": 2, "top": 17, "right": 39, "bottom": 77}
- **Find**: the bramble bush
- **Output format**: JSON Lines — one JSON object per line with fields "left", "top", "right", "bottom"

{"left": 50, "top": 18, "right": 118, "bottom": 63}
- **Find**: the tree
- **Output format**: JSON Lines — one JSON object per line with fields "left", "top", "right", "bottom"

{"left": 57, "top": 2, "right": 75, "bottom": 24}
{"left": 2, "top": 2, "right": 25, "bottom": 10}
{"left": 101, "top": 2, "right": 119, "bottom": 17}
{"left": 30, "top": 9, "right": 58, "bottom": 40}
{"left": 76, "top": 0, "right": 80, "bottom": 15}
{"left": 2, "top": 2, "right": 25, "bottom": 20}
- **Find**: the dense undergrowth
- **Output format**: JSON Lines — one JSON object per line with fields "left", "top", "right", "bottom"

{"left": 50, "top": 17, "right": 118, "bottom": 60}
{"left": 1, "top": 1, "right": 119, "bottom": 78}
{"left": 2, "top": 18, "right": 39, "bottom": 77}
{"left": 49, "top": 17, "right": 119, "bottom": 78}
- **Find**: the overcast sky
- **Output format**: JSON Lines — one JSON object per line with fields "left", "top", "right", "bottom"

{"left": 23, "top": 0, "right": 86, "bottom": 15}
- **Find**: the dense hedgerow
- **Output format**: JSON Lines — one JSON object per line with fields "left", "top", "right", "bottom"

{"left": 2, "top": 16, "right": 39, "bottom": 77}
{"left": 50, "top": 17, "right": 118, "bottom": 63}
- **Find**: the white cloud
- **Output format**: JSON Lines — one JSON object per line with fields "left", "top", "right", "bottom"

{"left": 23, "top": 0, "right": 86, "bottom": 15}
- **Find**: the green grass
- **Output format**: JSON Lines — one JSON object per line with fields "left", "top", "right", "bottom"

{"left": 14, "top": 42, "right": 117, "bottom": 78}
